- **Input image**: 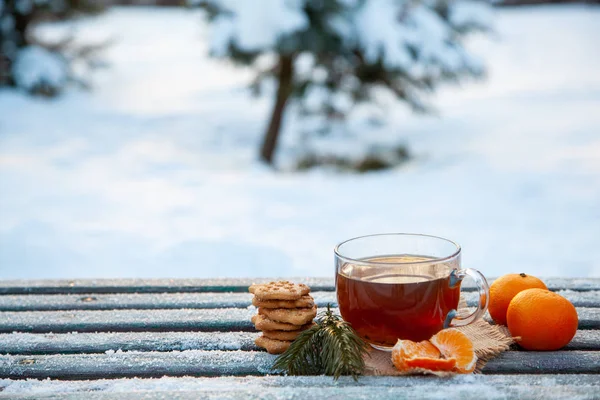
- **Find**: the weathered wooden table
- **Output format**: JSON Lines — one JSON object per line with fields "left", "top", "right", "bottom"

{"left": 0, "top": 278, "right": 599, "bottom": 399}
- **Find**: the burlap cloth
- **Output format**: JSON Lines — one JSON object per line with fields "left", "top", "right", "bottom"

{"left": 364, "top": 299, "right": 514, "bottom": 376}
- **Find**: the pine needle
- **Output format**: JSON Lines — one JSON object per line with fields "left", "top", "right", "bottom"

{"left": 271, "top": 304, "right": 369, "bottom": 380}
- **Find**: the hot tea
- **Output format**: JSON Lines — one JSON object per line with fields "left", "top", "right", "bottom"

{"left": 336, "top": 255, "right": 461, "bottom": 347}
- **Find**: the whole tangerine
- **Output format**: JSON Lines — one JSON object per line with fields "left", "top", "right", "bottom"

{"left": 489, "top": 273, "right": 548, "bottom": 325}
{"left": 507, "top": 288, "right": 578, "bottom": 351}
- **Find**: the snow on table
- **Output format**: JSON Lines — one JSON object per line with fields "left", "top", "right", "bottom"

{"left": 0, "top": 288, "right": 599, "bottom": 311}
{"left": 0, "top": 277, "right": 599, "bottom": 399}
{"left": 1, "top": 375, "right": 599, "bottom": 400}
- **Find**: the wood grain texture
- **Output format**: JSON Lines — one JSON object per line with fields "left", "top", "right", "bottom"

{"left": 1, "top": 290, "right": 598, "bottom": 311}
{"left": 1, "top": 307, "right": 598, "bottom": 334}
{"left": 0, "top": 350, "right": 271, "bottom": 379}
{"left": 0, "top": 277, "right": 598, "bottom": 294}
{"left": 483, "top": 351, "right": 600, "bottom": 374}
{"left": 0, "top": 277, "right": 598, "bottom": 396}
{"left": 0, "top": 350, "right": 599, "bottom": 380}
{"left": 0, "top": 278, "right": 334, "bottom": 295}
{"left": 0, "top": 308, "right": 256, "bottom": 333}
{"left": 0, "top": 292, "right": 256, "bottom": 311}
{"left": 1, "top": 329, "right": 599, "bottom": 355}
{"left": 1, "top": 375, "right": 600, "bottom": 400}
{"left": 564, "top": 329, "right": 600, "bottom": 350}
{"left": 0, "top": 331, "right": 262, "bottom": 354}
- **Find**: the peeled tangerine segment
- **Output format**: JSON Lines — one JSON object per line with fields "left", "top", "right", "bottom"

{"left": 392, "top": 340, "right": 446, "bottom": 372}
{"left": 392, "top": 330, "right": 477, "bottom": 374}
{"left": 405, "top": 356, "right": 457, "bottom": 371}
{"left": 430, "top": 328, "right": 477, "bottom": 373}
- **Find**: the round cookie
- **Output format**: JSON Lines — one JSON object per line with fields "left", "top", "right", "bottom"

{"left": 252, "top": 295, "right": 314, "bottom": 309}
{"left": 255, "top": 335, "right": 291, "bottom": 354}
{"left": 258, "top": 305, "right": 317, "bottom": 325}
{"left": 252, "top": 314, "right": 313, "bottom": 331}
{"left": 262, "top": 324, "right": 316, "bottom": 341}
{"left": 249, "top": 281, "right": 310, "bottom": 300}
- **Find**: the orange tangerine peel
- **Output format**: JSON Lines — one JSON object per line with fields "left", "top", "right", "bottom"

{"left": 391, "top": 329, "right": 477, "bottom": 374}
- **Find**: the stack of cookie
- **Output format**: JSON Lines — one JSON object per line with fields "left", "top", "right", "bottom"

{"left": 249, "top": 281, "right": 317, "bottom": 354}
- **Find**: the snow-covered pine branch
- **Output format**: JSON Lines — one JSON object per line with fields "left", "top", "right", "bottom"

{"left": 0, "top": 0, "right": 104, "bottom": 95}
{"left": 196, "top": 0, "right": 493, "bottom": 165}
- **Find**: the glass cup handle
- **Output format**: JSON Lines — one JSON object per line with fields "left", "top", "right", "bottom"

{"left": 444, "top": 268, "right": 490, "bottom": 328}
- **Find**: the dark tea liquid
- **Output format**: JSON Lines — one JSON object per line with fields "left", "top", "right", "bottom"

{"left": 336, "top": 255, "right": 460, "bottom": 347}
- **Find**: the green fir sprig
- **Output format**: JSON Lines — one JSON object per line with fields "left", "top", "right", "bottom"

{"left": 272, "top": 304, "right": 369, "bottom": 380}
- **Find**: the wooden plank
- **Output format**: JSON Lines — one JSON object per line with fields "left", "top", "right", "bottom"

{"left": 0, "top": 350, "right": 599, "bottom": 380}
{"left": 0, "top": 278, "right": 335, "bottom": 295}
{"left": 0, "top": 350, "right": 273, "bottom": 379}
{"left": 554, "top": 289, "right": 600, "bottom": 308}
{"left": 0, "top": 309, "right": 256, "bottom": 333}
{"left": 1, "top": 290, "right": 599, "bottom": 312}
{"left": 483, "top": 351, "right": 600, "bottom": 374}
{"left": 0, "top": 291, "right": 336, "bottom": 312}
{"left": 1, "top": 375, "right": 600, "bottom": 400}
{"left": 1, "top": 307, "right": 599, "bottom": 334}
{"left": 0, "top": 292, "right": 256, "bottom": 311}
{"left": 0, "top": 277, "right": 598, "bottom": 295}
{"left": 1, "top": 329, "right": 598, "bottom": 356}
{"left": 566, "top": 329, "right": 600, "bottom": 350}
{"left": 0, "top": 332, "right": 261, "bottom": 354}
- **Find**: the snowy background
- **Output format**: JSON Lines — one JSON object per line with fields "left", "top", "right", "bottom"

{"left": 0, "top": 4, "right": 599, "bottom": 279}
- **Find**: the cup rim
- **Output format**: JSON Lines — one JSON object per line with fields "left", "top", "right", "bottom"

{"left": 334, "top": 233, "right": 461, "bottom": 266}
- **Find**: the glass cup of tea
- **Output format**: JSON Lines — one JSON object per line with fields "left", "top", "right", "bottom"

{"left": 334, "top": 233, "right": 489, "bottom": 351}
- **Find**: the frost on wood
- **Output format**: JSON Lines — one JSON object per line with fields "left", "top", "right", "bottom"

{"left": 0, "top": 292, "right": 256, "bottom": 311}
{"left": 0, "top": 291, "right": 345, "bottom": 312}
{"left": 12, "top": 45, "right": 67, "bottom": 93}
{"left": 0, "top": 277, "right": 337, "bottom": 294}
{"left": 0, "top": 331, "right": 261, "bottom": 353}
{"left": 0, "top": 350, "right": 277, "bottom": 378}
{"left": 1, "top": 374, "right": 600, "bottom": 397}
{"left": 0, "top": 308, "right": 257, "bottom": 333}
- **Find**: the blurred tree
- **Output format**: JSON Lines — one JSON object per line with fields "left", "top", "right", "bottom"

{"left": 0, "top": 0, "right": 103, "bottom": 95}
{"left": 196, "top": 0, "right": 492, "bottom": 165}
